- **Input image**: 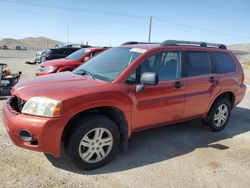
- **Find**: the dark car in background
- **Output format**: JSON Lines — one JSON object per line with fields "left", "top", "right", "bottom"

{"left": 1, "top": 45, "right": 9, "bottom": 50}
{"left": 40, "top": 47, "right": 80, "bottom": 62}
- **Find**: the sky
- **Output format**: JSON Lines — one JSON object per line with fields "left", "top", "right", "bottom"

{"left": 0, "top": 0, "right": 249, "bottom": 46}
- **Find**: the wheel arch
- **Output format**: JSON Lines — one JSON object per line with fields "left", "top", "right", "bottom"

{"left": 57, "top": 66, "right": 75, "bottom": 72}
{"left": 206, "top": 91, "right": 235, "bottom": 116}
{"left": 61, "top": 106, "right": 129, "bottom": 151}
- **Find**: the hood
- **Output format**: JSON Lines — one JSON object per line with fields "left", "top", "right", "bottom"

{"left": 12, "top": 72, "right": 107, "bottom": 101}
{"left": 39, "top": 58, "right": 78, "bottom": 67}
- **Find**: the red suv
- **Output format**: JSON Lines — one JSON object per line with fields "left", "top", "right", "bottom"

{"left": 37, "top": 47, "right": 108, "bottom": 76}
{"left": 3, "top": 40, "right": 246, "bottom": 170}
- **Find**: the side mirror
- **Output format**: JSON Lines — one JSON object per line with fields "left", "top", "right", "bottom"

{"left": 82, "top": 56, "right": 90, "bottom": 62}
{"left": 136, "top": 72, "right": 159, "bottom": 93}
{"left": 141, "top": 72, "right": 159, "bottom": 85}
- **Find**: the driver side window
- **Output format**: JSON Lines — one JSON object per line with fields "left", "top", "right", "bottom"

{"left": 126, "top": 51, "right": 182, "bottom": 83}
{"left": 141, "top": 51, "right": 182, "bottom": 81}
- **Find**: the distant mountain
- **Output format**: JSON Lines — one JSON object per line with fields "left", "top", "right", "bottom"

{"left": 0, "top": 37, "right": 62, "bottom": 50}
{"left": 228, "top": 43, "right": 250, "bottom": 52}
{"left": 228, "top": 43, "right": 250, "bottom": 61}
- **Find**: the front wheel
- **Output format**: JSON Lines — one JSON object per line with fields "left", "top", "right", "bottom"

{"left": 203, "top": 99, "right": 231, "bottom": 132}
{"left": 66, "top": 114, "right": 120, "bottom": 170}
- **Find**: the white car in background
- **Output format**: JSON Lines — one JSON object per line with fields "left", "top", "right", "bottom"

{"left": 35, "top": 50, "right": 49, "bottom": 64}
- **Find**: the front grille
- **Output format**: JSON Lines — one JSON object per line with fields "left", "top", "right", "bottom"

{"left": 9, "top": 96, "right": 26, "bottom": 113}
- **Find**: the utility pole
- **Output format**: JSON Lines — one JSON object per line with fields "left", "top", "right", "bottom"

{"left": 148, "top": 16, "right": 152, "bottom": 42}
{"left": 67, "top": 24, "right": 69, "bottom": 45}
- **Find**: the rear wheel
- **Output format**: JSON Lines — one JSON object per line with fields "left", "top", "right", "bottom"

{"left": 203, "top": 99, "right": 231, "bottom": 132}
{"left": 66, "top": 114, "right": 120, "bottom": 170}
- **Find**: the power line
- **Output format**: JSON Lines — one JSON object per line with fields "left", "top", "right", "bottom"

{"left": 154, "top": 17, "right": 250, "bottom": 41}
{"left": 0, "top": 0, "right": 147, "bottom": 19}
{"left": 0, "top": 0, "right": 249, "bottom": 42}
{"left": 148, "top": 16, "right": 152, "bottom": 42}
{"left": 0, "top": 8, "right": 147, "bottom": 25}
{"left": 67, "top": 24, "right": 69, "bottom": 45}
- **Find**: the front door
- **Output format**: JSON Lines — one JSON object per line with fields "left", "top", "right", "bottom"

{"left": 130, "top": 51, "right": 187, "bottom": 131}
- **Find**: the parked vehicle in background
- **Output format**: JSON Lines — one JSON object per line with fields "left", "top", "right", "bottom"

{"left": 0, "top": 63, "right": 22, "bottom": 96}
{"left": 16, "top": 46, "right": 27, "bottom": 50}
{"left": 35, "top": 50, "right": 49, "bottom": 64}
{"left": 2, "top": 45, "right": 9, "bottom": 50}
{"left": 54, "top": 43, "right": 91, "bottom": 49}
{"left": 2, "top": 40, "right": 246, "bottom": 170}
{"left": 37, "top": 47, "right": 108, "bottom": 76}
{"left": 40, "top": 47, "right": 80, "bottom": 62}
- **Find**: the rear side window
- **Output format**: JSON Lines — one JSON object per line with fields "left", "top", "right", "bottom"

{"left": 50, "top": 49, "right": 64, "bottom": 54}
{"left": 211, "top": 52, "right": 236, "bottom": 73}
{"left": 66, "top": 48, "right": 79, "bottom": 55}
{"left": 187, "top": 52, "right": 211, "bottom": 76}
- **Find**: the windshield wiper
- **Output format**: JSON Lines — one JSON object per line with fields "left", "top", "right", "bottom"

{"left": 74, "top": 69, "right": 95, "bottom": 80}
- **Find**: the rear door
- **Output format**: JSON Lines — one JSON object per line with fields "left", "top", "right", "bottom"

{"left": 183, "top": 51, "right": 220, "bottom": 118}
{"left": 130, "top": 51, "right": 187, "bottom": 130}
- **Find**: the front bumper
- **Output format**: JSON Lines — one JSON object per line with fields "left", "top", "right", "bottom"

{"left": 2, "top": 98, "right": 69, "bottom": 158}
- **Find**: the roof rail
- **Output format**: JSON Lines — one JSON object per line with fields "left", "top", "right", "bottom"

{"left": 161, "top": 40, "right": 227, "bottom": 49}
{"left": 121, "top": 41, "right": 160, "bottom": 45}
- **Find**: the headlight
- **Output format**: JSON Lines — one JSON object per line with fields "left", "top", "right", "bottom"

{"left": 39, "top": 66, "right": 57, "bottom": 72}
{"left": 21, "top": 97, "right": 62, "bottom": 118}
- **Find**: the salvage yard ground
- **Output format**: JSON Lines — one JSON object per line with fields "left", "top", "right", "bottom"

{"left": 0, "top": 50, "right": 250, "bottom": 188}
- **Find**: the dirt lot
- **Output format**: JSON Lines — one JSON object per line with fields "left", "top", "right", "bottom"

{"left": 0, "top": 51, "right": 250, "bottom": 188}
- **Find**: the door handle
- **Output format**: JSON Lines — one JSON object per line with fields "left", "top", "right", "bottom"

{"left": 209, "top": 76, "right": 216, "bottom": 83}
{"left": 174, "top": 81, "right": 183, "bottom": 89}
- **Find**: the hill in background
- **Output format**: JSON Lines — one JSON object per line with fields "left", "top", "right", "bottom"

{"left": 0, "top": 37, "right": 61, "bottom": 50}
{"left": 228, "top": 43, "right": 250, "bottom": 61}
{"left": 228, "top": 43, "right": 250, "bottom": 52}
{"left": 0, "top": 37, "right": 249, "bottom": 60}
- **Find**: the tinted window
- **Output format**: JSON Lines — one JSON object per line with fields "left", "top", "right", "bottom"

{"left": 49, "top": 49, "right": 64, "bottom": 54}
{"left": 187, "top": 52, "right": 211, "bottom": 76}
{"left": 211, "top": 52, "right": 236, "bottom": 73}
{"left": 66, "top": 48, "right": 88, "bottom": 60}
{"left": 90, "top": 50, "right": 102, "bottom": 58}
{"left": 126, "top": 70, "right": 137, "bottom": 83}
{"left": 65, "top": 48, "right": 79, "bottom": 55}
{"left": 140, "top": 51, "right": 182, "bottom": 81}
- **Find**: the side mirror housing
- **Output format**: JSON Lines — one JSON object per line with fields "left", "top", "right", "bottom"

{"left": 136, "top": 72, "right": 159, "bottom": 93}
{"left": 141, "top": 72, "right": 159, "bottom": 85}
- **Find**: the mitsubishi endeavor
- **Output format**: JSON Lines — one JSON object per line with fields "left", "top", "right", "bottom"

{"left": 2, "top": 40, "right": 246, "bottom": 170}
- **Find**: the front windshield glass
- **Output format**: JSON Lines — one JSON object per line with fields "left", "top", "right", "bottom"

{"left": 73, "top": 47, "right": 144, "bottom": 82}
{"left": 66, "top": 48, "right": 89, "bottom": 60}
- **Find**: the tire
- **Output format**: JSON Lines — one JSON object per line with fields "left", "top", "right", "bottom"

{"left": 203, "top": 98, "right": 231, "bottom": 132}
{"left": 66, "top": 114, "right": 120, "bottom": 170}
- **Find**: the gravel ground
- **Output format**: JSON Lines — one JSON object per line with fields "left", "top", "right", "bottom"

{"left": 0, "top": 51, "right": 250, "bottom": 188}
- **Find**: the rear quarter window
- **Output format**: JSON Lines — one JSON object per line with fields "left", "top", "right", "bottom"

{"left": 50, "top": 49, "right": 64, "bottom": 54}
{"left": 65, "top": 48, "right": 79, "bottom": 55}
{"left": 211, "top": 52, "right": 236, "bottom": 74}
{"left": 187, "top": 51, "right": 211, "bottom": 77}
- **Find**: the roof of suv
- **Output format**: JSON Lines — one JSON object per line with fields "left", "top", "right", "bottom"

{"left": 121, "top": 40, "right": 228, "bottom": 52}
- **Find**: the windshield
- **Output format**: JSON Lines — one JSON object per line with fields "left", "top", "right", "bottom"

{"left": 73, "top": 47, "right": 144, "bottom": 82}
{"left": 66, "top": 48, "right": 89, "bottom": 60}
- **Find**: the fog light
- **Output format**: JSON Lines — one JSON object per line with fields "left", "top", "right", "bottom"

{"left": 19, "top": 129, "right": 33, "bottom": 142}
